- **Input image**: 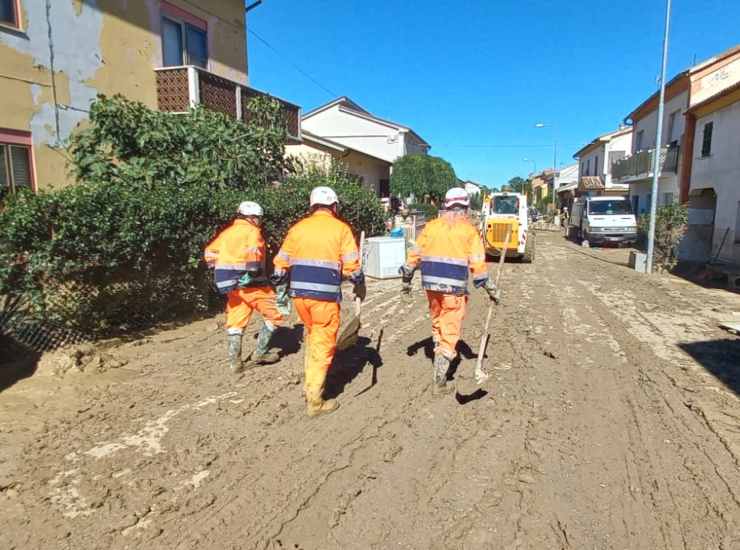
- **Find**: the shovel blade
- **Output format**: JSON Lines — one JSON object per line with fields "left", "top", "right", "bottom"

{"left": 336, "top": 315, "right": 361, "bottom": 351}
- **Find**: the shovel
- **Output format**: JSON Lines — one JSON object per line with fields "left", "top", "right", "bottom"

{"left": 336, "top": 231, "right": 365, "bottom": 351}
{"left": 474, "top": 227, "right": 511, "bottom": 384}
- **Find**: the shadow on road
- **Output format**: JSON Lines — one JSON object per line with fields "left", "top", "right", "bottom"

{"left": 269, "top": 323, "right": 305, "bottom": 359}
{"left": 679, "top": 339, "right": 740, "bottom": 397}
{"left": 0, "top": 335, "right": 40, "bottom": 393}
{"left": 325, "top": 335, "right": 383, "bottom": 400}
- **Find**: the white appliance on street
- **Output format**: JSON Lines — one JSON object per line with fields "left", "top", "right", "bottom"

{"left": 364, "top": 237, "right": 406, "bottom": 279}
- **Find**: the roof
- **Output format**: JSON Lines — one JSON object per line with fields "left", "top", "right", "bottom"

{"left": 579, "top": 176, "right": 605, "bottom": 191}
{"left": 572, "top": 127, "right": 632, "bottom": 159}
{"left": 299, "top": 130, "right": 392, "bottom": 165}
{"left": 687, "top": 79, "right": 740, "bottom": 116}
{"left": 302, "top": 96, "right": 430, "bottom": 147}
{"left": 625, "top": 44, "right": 740, "bottom": 122}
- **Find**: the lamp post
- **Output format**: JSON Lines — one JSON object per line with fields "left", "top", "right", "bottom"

{"left": 646, "top": 0, "right": 672, "bottom": 274}
{"left": 535, "top": 122, "right": 558, "bottom": 212}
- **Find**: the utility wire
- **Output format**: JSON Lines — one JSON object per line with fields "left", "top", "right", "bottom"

{"left": 248, "top": 28, "right": 338, "bottom": 99}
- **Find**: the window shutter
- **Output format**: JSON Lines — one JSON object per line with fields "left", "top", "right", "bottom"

{"left": 162, "top": 17, "right": 184, "bottom": 67}
{"left": 185, "top": 25, "right": 208, "bottom": 68}
{"left": 0, "top": 144, "right": 8, "bottom": 193}
{"left": 10, "top": 145, "right": 32, "bottom": 189}
{"left": 0, "top": 0, "right": 15, "bottom": 25}
{"left": 701, "top": 122, "right": 713, "bottom": 157}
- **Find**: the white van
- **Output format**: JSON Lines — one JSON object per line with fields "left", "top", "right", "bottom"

{"left": 568, "top": 196, "right": 638, "bottom": 245}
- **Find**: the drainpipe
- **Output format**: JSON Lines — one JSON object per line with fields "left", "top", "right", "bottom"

{"left": 44, "top": 0, "right": 61, "bottom": 146}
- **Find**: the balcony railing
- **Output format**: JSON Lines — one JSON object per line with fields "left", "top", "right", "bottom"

{"left": 611, "top": 145, "right": 679, "bottom": 182}
{"left": 154, "top": 66, "right": 301, "bottom": 140}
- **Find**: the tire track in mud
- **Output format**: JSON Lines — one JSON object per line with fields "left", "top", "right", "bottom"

{"left": 3, "top": 233, "right": 740, "bottom": 549}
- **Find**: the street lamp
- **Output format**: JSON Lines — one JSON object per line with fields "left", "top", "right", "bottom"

{"left": 522, "top": 157, "right": 536, "bottom": 174}
{"left": 535, "top": 122, "right": 558, "bottom": 213}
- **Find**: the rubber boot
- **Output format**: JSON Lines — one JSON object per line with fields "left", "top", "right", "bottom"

{"left": 432, "top": 353, "right": 453, "bottom": 395}
{"left": 246, "top": 323, "right": 280, "bottom": 367}
{"left": 227, "top": 333, "right": 243, "bottom": 374}
{"left": 306, "top": 390, "right": 339, "bottom": 418}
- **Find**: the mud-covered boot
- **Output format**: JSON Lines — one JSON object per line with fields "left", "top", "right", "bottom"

{"left": 305, "top": 385, "right": 339, "bottom": 418}
{"left": 432, "top": 353, "right": 453, "bottom": 395}
{"left": 246, "top": 323, "right": 280, "bottom": 367}
{"left": 227, "top": 333, "right": 243, "bottom": 374}
{"left": 306, "top": 397, "right": 339, "bottom": 418}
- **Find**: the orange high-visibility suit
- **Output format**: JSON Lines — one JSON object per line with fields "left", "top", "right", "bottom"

{"left": 204, "top": 219, "right": 283, "bottom": 334}
{"left": 405, "top": 211, "right": 487, "bottom": 359}
{"left": 273, "top": 210, "right": 360, "bottom": 407}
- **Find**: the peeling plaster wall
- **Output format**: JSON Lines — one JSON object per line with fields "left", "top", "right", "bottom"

{"left": 0, "top": 0, "right": 247, "bottom": 190}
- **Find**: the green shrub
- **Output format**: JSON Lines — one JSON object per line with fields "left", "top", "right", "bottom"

{"left": 637, "top": 203, "right": 688, "bottom": 272}
{"left": 390, "top": 154, "right": 457, "bottom": 202}
{"left": 0, "top": 99, "right": 384, "bottom": 334}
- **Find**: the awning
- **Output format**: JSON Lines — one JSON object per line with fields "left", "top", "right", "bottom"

{"left": 578, "top": 176, "right": 605, "bottom": 191}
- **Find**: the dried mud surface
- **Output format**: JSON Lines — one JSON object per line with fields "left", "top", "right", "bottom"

{"left": 1, "top": 232, "right": 739, "bottom": 549}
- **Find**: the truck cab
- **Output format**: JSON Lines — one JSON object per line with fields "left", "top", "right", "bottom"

{"left": 481, "top": 192, "right": 534, "bottom": 262}
{"left": 568, "top": 196, "right": 638, "bottom": 246}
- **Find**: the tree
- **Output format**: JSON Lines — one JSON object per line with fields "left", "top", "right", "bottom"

{"left": 507, "top": 176, "right": 527, "bottom": 193}
{"left": 390, "top": 154, "right": 457, "bottom": 202}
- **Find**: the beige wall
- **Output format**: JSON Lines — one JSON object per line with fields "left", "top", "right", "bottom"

{"left": 286, "top": 140, "right": 391, "bottom": 197}
{"left": 0, "top": 0, "right": 246, "bottom": 191}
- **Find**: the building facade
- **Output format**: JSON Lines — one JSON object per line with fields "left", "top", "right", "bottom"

{"left": 681, "top": 83, "right": 740, "bottom": 264}
{"left": 0, "top": 0, "right": 299, "bottom": 194}
{"left": 301, "top": 97, "right": 430, "bottom": 165}
{"left": 612, "top": 45, "right": 740, "bottom": 216}
{"left": 573, "top": 127, "right": 632, "bottom": 198}
{"left": 285, "top": 131, "right": 392, "bottom": 197}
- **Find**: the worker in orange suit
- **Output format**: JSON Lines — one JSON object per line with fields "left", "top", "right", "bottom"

{"left": 204, "top": 201, "right": 284, "bottom": 373}
{"left": 272, "top": 186, "right": 365, "bottom": 417}
{"left": 400, "top": 187, "right": 499, "bottom": 394}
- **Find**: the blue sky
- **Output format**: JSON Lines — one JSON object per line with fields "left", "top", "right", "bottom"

{"left": 246, "top": 1, "right": 739, "bottom": 188}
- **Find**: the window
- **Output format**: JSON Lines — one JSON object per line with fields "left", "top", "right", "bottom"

{"left": 701, "top": 121, "right": 713, "bottom": 158}
{"left": 666, "top": 110, "right": 682, "bottom": 144}
{"left": 588, "top": 200, "right": 633, "bottom": 215}
{"left": 594, "top": 155, "right": 599, "bottom": 175}
{"left": 663, "top": 192, "right": 674, "bottom": 205}
{"left": 1, "top": 142, "right": 33, "bottom": 199}
{"left": 608, "top": 150, "right": 626, "bottom": 174}
{"left": 0, "top": 0, "right": 18, "bottom": 28}
{"left": 493, "top": 195, "right": 519, "bottom": 215}
{"left": 161, "top": 16, "right": 208, "bottom": 68}
{"left": 586, "top": 158, "right": 591, "bottom": 176}
{"left": 636, "top": 130, "right": 644, "bottom": 151}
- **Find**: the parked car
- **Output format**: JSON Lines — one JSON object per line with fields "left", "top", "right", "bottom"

{"left": 567, "top": 196, "right": 638, "bottom": 246}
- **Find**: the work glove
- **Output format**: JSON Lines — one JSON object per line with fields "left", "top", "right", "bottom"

{"left": 349, "top": 272, "right": 366, "bottom": 302}
{"left": 399, "top": 264, "right": 415, "bottom": 284}
{"left": 238, "top": 271, "right": 255, "bottom": 288}
{"left": 275, "top": 282, "right": 291, "bottom": 317}
{"left": 270, "top": 269, "right": 288, "bottom": 287}
{"left": 482, "top": 279, "right": 501, "bottom": 304}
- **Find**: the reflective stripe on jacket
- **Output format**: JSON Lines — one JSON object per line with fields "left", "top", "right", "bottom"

{"left": 273, "top": 210, "right": 360, "bottom": 302}
{"left": 204, "top": 219, "right": 266, "bottom": 294}
{"left": 406, "top": 212, "right": 487, "bottom": 295}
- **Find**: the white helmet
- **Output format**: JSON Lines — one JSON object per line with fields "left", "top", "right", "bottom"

{"left": 444, "top": 187, "right": 470, "bottom": 208}
{"left": 310, "top": 186, "right": 338, "bottom": 207}
{"left": 237, "top": 201, "right": 263, "bottom": 217}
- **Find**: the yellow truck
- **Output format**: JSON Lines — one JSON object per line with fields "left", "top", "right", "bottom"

{"left": 481, "top": 192, "right": 535, "bottom": 263}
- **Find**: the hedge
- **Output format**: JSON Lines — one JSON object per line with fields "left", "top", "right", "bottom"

{"left": 0, "top": 97, "right": 384, "bottom": 333}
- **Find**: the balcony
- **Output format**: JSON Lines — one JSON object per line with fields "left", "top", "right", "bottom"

{"left": 154, "top": 66, "right": 301, "bottom": 141}
{"left": 611, "top": 145, "right": 679, "bottom": 183}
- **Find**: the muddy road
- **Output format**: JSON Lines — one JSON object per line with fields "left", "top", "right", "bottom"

{"left": 1, "top": 231, "right": 739, "bottom": 549}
